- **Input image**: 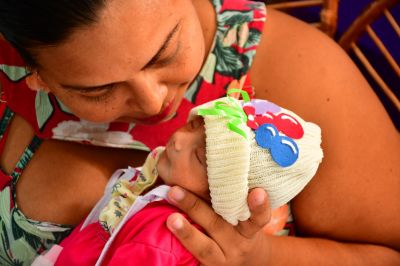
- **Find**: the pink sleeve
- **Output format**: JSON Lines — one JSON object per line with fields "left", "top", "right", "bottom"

{"left": 104, "top": 201, "right": 199, "bottom": 266}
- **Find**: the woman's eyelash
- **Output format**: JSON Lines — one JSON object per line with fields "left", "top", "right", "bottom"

{"left": 81, "top": 85, "right": 115, "bottom": 103}
{"left": 84, "top": 93, "right": 110, "bottom": 103}
{"left": 146, "top": 26, "right": 181, "bottom": 68}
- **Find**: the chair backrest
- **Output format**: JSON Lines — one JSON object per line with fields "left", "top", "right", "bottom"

{"left": 339, "top": 0, "right": 399, "bottom": 112}
{"left": 266, "top": 0, "right": 339, "bottom": 37}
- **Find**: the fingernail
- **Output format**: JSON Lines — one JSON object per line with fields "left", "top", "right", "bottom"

{"left": 169, "top": 187, "right": 185, "bottom": 202}
{"left": 167, "top": 214, "right": 184, "bottom": 233}
{"left": 171, "top": 216, "right": 183, "bottom": 230}
{"left": 253, "top": 192, "right": 265, "bottom": 206}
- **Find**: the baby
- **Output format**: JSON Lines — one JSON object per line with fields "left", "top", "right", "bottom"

{"left": 34, "top": 90, "right": 323, "bottom": 266}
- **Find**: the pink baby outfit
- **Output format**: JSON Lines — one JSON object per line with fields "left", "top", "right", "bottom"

{"left": 49, "top": 148, "right": 199, "bottom": 266}
{"left": 56, "top": 201, "right": 197, "bottom": 266}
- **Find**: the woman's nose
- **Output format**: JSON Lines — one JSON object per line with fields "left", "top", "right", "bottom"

{"left": 125, "top": 74, "right": 168, "bottom": 116}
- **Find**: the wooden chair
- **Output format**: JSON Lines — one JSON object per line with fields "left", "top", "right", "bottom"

{"left": 266, "top": 0, "right": 339, "bottom": 37}
{"left": 339, "top": 0, "right": 400, "bottom": 112}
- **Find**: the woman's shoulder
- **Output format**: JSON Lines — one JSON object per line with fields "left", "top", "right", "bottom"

{"left": 250, "top": 8, "right": 354, "bottom": 109}
{"left": 249, "top": 8, "right": 389, "bottom": 121}
{"left": 250, "top": 9, "right": 400, "bottom": 250}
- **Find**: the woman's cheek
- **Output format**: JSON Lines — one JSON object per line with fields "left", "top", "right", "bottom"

{"left": 55, "top": 93, "right": 123, "bottom": 123}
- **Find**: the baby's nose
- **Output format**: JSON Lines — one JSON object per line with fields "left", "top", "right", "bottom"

{"left": 171, "top": 136, "right": 183, "bottom": 152}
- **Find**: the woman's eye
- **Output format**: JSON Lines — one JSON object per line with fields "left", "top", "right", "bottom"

{"left": 147, "top": 37, "right": 181, "bottom": 69}
{"left": 79, "top": 85, "right": 115, "bottom": 102}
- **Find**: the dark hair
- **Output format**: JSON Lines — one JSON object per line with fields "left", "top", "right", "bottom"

{"left": 0, "top": 0, "right": 106, "bottom": 66}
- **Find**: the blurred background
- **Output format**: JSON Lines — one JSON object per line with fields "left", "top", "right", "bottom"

{"left": 260, "top": 0, "right": 399, "bottom": 129}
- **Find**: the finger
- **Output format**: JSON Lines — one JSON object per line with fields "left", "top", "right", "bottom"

{"left": 166, "top": 213, "right": 224, "bottom": 265}
{"left": 167, "top": 186, "right": 234, "bottom": 241}
{"left": 237, "top": 188, "right": 271, "bottom": 238}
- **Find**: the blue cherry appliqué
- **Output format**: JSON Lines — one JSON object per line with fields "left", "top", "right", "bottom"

{"left": 255, "top": 124, "right": 299, "bottom": 167}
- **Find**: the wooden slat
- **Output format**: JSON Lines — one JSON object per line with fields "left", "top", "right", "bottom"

{"left": 366, "top": 25, "right": 400, "bottom": 77}
{"left": 310, "top": 22, "right": 322, "bottom": 28}
{"left": 384, "top": 9, "right": 400, "bottom": 37}
{"left": 266, "top": 0, "right": 338, "bottom": 37}
{"left": 351, "top": 42, "right": 400, "bottom": 111}
{"left": 320, "top": 0, "right": 339, "bottom": 36}
{"left": 267, "top": 0, "right": 323, "bottom": 9}
{"left": 339, "top": 0, "right": 399, "bottom": 51}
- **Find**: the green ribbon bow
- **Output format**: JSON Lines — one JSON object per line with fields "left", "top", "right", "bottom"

{"left": 197, "top": 89, "right": 251, "bottom": 139}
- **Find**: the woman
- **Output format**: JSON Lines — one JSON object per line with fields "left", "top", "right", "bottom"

{"left": 0, "top": 0, "right": 399, "bottom": 265}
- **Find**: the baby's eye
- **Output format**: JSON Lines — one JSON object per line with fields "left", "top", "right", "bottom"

{"left": 189, "top": 120, "right": 196, "bottom": 129}
{"left": 195, "top": 147, "right": 206, "bottom": 167}
{"left": 189, "top": 117, "right": 203, "bottom": 130}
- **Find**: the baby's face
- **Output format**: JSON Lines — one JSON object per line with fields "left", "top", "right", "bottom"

{"left": 157, "top": 116, "right": 210, "bottom": 201}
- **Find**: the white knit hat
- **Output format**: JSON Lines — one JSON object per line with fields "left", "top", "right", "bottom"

{"left": 188, "top": 92, "right": 323, "bottom": 225}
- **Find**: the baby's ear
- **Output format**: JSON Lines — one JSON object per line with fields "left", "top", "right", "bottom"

{"left": 25, "top": 71, "right": 50, "bottom": 92}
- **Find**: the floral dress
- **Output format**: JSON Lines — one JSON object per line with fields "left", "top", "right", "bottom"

{"left": 0, "top": 0, "right": 267, "bottom": 264}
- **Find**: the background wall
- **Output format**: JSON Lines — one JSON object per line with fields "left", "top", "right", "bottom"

{"left": 337, "top": 0, "right": 399, "bottom": 129}
{"left": 263, "top": 0, "right": 399, "bottom": 129}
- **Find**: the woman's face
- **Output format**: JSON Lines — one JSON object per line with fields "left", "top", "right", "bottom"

{"left": 157, "top": 116, "right": 210, "bottom": 201}
{"left": 34, "top": 0, "right": 205, "bottom": 123}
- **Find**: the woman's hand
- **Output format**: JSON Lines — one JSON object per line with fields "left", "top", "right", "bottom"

{"left": 166, "top": 186, "right": 271, "bottom": 266}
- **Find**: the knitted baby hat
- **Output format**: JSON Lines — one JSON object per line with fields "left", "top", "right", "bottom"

{"left": 188, "top": 91, "right": 323, "bottom": 225}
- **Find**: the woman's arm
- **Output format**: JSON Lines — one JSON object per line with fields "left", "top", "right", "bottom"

{"left": 165, "top": 9, "right": 400, "bottom": 265}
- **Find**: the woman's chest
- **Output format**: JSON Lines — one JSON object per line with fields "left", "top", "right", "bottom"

{"left": 0, "top": 114, "right": 148, "bottom": 225}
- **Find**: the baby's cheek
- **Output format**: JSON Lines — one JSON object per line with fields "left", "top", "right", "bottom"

{"left": 190, "top": 177, "right": 210, "bottom": 202}
{"left": 156, "top": 155, "right": 169, "bottom": 181}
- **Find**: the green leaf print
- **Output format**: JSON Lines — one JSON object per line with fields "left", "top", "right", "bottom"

{"left": 0, "top": 188, "right": 16, "bottom": 265}
{"left": 241, "top": 49, "right": 256, "bottom": 76}
{"left": 199, "top": 53, "right": 217, "bottom": 84}
{"left": 214, "top": 41, "right": 243, "bottom": 75}
{"left": 212, "top": 0, "right": 223, "bottom": 13}
{"left": 185, "top": 76, "right": 202, "bottom": 103}
{"left": 12, "top": 211, "right": 55, "bottom": 242}
{"left": 11, "top": 222, "right": 42, "bottom": 254}
{"left": 0, "top": 222, "right": 13, "bottom": 266}
{"left": 218, "top": 10, "right": 253, "bottom": 31}
{"left": 0, "top": 65, "right": 29, "bottom": 82}
{"left": 0, "top": 187, "right": 12, "bottom": 230}
{"left": 55, "top": 98, "right": 73, "bottom": 115}
{"left": 9, "top": 238, "right": 37, "bottom": 266}
{"left": 35, "top": 91, "right": 54, "bottom": 131}
{"left": 245, "top": 28, "right": 261, "bottom": 49}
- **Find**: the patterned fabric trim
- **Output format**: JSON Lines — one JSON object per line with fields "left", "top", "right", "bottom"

{"left": 99, "top": 147, "right": 164, "bottom": 234}
{"left": 0, "top": 108, "right": 13, "bottom": 139}
{"left": 10, "top": 135, "right": 42, "bottom": 186}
